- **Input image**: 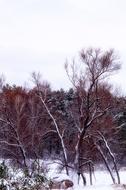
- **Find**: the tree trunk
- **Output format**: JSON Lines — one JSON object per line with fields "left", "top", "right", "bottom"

{"left": 99, "top": 133, "right": 120, "bottom": 184}
{"left": 89, "top": 162, "right": 93, "bottom": 185}
{"left": 96, "top": 144, "right": 116, "bottom": 184}
{"left": 39, "top": 96, "right": 69, "bottom": 175}
{"left": 75, "top": 132, "right": 87, "bottom": 185}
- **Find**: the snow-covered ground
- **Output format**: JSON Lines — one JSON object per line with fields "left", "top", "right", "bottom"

{"left": 46, "top": 160, "right": 126, "bottom": 190}
{"left": 0, "top": 159, "right": 126, "bottom": 190}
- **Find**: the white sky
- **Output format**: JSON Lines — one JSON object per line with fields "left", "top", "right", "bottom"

{"left": 0, "top": 0, "right": 126, "bottom": 93}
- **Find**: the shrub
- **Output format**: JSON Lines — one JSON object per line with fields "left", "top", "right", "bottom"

{"left": 0, "top": 162, "right": 8, "bottom": 179}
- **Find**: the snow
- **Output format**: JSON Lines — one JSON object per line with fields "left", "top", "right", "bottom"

{"left": 0, "top": 159, "right": 126, "bottom": 190}
{"left": 45, "top": 161, "right": 126, "bottom": 190}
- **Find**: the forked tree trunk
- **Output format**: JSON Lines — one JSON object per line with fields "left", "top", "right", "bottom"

{"left": 96, "top": 144, "right": 116, "bottom": 184}
{"left": 75, "top": 134, "right": 87, "bottom": 185}
{"left": 32, "top": 73, "right": 69, "bottom": 175}
{"left": 99, "top": 132, "right": 120, "bottom": 184}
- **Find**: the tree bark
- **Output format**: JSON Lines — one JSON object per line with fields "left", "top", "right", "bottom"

{"left": 96, "top": 144, "right": 116, "bottom": 184}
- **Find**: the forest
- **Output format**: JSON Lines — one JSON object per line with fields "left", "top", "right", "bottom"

{"left": 0, "top": 48, "right": 126, "bottom": 189}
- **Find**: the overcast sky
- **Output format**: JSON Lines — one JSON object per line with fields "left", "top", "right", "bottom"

{"left": 0, "top": 0, "right": 126, "bottom": 93}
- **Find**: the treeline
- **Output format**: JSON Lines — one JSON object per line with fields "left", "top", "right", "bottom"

{"left": 0, "top": 48, "right": 126, "bottom": 178}
{"left": 0, "top": 84, "right": 125, "bottom": 161}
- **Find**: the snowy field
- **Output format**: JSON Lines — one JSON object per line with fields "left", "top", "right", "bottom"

{"left": 0, "top": 159, "right": 126, "bottom": 190}
{"left": 47, "top": 161, "right": 126, "bottom": 190}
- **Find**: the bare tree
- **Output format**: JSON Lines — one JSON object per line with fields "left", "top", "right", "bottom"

{"left": 32, "top": 72, "right": 69, "bottom": 175}
{"left": 0, "top": 87, "right": 30, "bottom": 174}
{"left": 65, "top": 48, "right": 120, "bottom": 184}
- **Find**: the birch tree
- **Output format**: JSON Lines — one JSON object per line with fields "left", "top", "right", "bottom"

{"left": 32, "top": 72, "right": 69, "bottom": 175}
